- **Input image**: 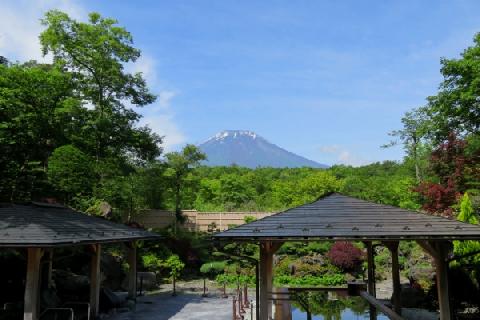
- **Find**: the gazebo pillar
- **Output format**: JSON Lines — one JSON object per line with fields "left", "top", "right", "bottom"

{"left": 259, "top": 241, "right": 282, "bottom": 320}
{"left": 24, "top": 248, "right": 43, "bottom": 320}
{"left": 90, "top": 244, "right": 102, "bottom": 318}
{"left": 365, "top": 241, "right": 376, "bottom": 296}
{"left": 385, "top": 241, "right": 401, "bottom": 315}
{"left": 418, "top": 241, "right": 452, "bottom": 320}
{"left": 365, "top": 241, "right": 377, "bottom": 320}
{"left": 434, "top": 242, "right": 452, "bottom": 320}
{"left": 127, "top": 242, "right": 137, "bottom": 300}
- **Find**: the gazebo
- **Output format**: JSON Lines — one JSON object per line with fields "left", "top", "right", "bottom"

{"left": 214, "top": 193, "right": 480, "bottom": 320}
{"left": 0, "top": 201, "right": 160, "bottom": 320}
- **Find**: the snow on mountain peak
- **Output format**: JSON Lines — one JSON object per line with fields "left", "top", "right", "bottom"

{"left": 210, "top": 130, "right": 258, "bottom": 142}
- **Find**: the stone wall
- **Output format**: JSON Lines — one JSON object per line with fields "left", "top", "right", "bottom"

{"left": 137, "top": 209, "right": 274, "bottom": 231}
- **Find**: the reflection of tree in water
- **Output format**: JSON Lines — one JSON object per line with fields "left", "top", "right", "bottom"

{"left": 292, "top": 291, "right": 370, "bottom": 320}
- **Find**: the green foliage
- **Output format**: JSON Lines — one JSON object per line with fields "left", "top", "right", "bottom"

{"left": 275, "top": 274, "right": 345, "bottom": 287}
{"left": 164, "top": 144, "right": 206, "bottom": 223}
{"left": 215, "top": 273, "right": 256, "bottom": 286}
{"left": 142, "top": 253, "right": 164, "bottom": 273}
{"left": 164, "top": 254, "right": 185, "bottom": 279}
{"left": 41, "top": 10, "right": 161, "bottom": 162}
{"left": 200, "top": 261, "right": 227, "bottom": 276}
{"left": 454, "top": 193, "right": 480, "bottom": 264}
{"left": 48, "top": 145, "right": 95, "bottom": 196}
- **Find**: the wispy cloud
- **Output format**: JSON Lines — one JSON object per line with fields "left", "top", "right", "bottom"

{"left": 319, "top": 144, "right": 370, "bottom": 167}
{"left": 0, "top": 0, "right": 86, "bottom": 62}
{"left": 130, "top": 54, "right": 186, "bottom": 150}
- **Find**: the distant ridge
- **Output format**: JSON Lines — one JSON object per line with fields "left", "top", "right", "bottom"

{"left": 198, "top": 130, "right": 328, "bottom": 168}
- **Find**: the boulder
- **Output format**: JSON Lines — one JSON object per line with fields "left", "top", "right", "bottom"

{"left": 400, "top": 284, "right": 428, "bottom": 308}
{"left": 137, "top": 272, "right": 158, "bottom": 291}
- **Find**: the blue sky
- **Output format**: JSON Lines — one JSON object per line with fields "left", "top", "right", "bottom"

{"left": 2, "top": 1, "right": 480, "bottom": 166}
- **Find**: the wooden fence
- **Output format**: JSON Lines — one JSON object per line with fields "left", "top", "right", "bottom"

{"left": 137, "top": 209, "right": 274, "bottom": 232}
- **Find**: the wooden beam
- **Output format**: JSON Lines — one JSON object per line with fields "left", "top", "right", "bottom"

{"left": 90, "top": 244, "right": 102, "bottom": 318}
{"left": 384, "top": 241, "right": 401, "bottom": 315}
{"left": 127, "top": 242, "right": 137, "bottom": 301}
{"left": 24, "top": 248, "right": 43, "bottom": 320}
{"left": 416, "top": 240, "right": 440, "bottom": 260}
{"left": 360, "top": 291, "right": 404, "bottom": 320}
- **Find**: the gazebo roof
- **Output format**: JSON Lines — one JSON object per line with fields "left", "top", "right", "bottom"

{"left": 0, "top": 202, "right": 160, "bottom": 247}
{"left": 214, "top": 193, "right": 480, "bottom": 241}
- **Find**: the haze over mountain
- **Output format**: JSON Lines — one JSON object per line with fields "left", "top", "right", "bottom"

{"left": 198, "top": 130, "right": 328, "bottom": 168}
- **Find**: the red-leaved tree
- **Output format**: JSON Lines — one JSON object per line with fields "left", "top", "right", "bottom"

{"left": 327, "top": 241, "right": 364, "bottom": 271}
{"left": 415, "top": 133, "right": 479, "bottom": 216}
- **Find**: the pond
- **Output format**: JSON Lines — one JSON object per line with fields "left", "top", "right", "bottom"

{"left": 287, "top": 291, "right": 389, "bottom": 320}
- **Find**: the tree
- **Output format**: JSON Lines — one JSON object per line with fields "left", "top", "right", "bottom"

{"left": 327, "top": 242, "right": 364, "bottom": 271}
{"left": 200, "top": 261, "right": 226, "bottom": 297}
{"left": 424, "top": 32, "right": 480, "bottom": 140}
{"left": 414, "top": 133, "right": 480, "bottom": 215}
{"left": 0, "top": 62, "right": 78, "bottom": 202}
{"left": 164, "top": 254, "right": 185, "bottom": 296}
{"left": 165, "top": 145, "right": 206, "bottom": 233}
{"left": 454, "top": 193, "right": 480, "bottom": 264}
{"left": 48, "top": 145, "right": 95, "bottom": 201}
{"left": 40, "top": 10, "right": 161, "bottom": 163}
{"left": 383, "top": 108, "right": 431, "bottom": 182}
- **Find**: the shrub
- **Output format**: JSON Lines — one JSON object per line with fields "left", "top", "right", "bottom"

{"left": 327, "top": 242, "right": 364, "bottom": 271}
{"left": 275, "top": 274, "right": 345, "bottom": 287}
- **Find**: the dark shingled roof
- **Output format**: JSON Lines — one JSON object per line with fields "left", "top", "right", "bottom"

{"left": 214, "top": 193, "right": 480, "bottom": 241}
{"left": 0, "top": 202, "right": 161, "bottom": 247}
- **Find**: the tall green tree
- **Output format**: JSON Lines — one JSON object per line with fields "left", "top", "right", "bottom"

{"left": 0, "top": 62, "right": 78, "bottom": 201}
{"left": 424, "top": 32, "right": 480, "bottom": 140}
{"left": 383, "top": 108, "right": 431, "bottom": 182}
{"left": 40, "top": 10, "right": 161, "bottom": 163}
{"left": 165, "top": 145, "right": 206, "bottom": 231}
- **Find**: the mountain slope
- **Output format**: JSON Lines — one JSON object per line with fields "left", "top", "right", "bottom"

{"left": 198, "top": 130, "right": 328, "bottom": 168}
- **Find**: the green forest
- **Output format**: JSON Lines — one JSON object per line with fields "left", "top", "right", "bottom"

{"left": 1, "top": 10, "right": 480, "bottom": 315}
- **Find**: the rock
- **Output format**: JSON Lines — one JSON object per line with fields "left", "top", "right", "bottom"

{"left": 98, "top": 201, "right": 112, "bottom": 218}
{"left": 53, "top": 269, "right": 90, "bottom": 296}
{"left": 137, "top": 272, "right": 158, "bottom": 291}
{"left": 400, "top": 284, "right": 428, "bottom": 308}
{"left": 101, "top": 254, "right": 125, "bottom": 291}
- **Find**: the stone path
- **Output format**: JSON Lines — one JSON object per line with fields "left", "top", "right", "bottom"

{"left": 108, "top": 293, "right": 232, "bottom": 320}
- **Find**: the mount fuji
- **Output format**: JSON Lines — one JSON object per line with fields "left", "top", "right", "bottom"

{"left": 198, "top": 130, "right": 328, "bottom": 168}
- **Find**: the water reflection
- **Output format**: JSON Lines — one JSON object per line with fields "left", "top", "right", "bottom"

{"left": 287, "top": 291, "right": 388, "bottom": 320}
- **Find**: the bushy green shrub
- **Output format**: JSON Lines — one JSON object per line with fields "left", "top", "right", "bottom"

{"left": 215, "top": 273, "right": 256, "bottom": 286}
{"left": 275, "top": 274, "right": 345, "bottom": 287}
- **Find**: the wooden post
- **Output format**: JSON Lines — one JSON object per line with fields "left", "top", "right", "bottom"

{"left": 47, "top": 249, "right": 53, "bottom": 289}
{"left": 417, "top": 240, "right": 452, "bottom": 320}
{"left": 127, "top": 242, "right": 137, "bottom": 300}
{"left": 259, "top": 241, "right": 283, "bottom": 320}
{"left": 365, "top": 241, "right": 376, "bottom": 296}
{"left": 24, "top": 248, "right": 43, "bottom": 320}
{"left": 385, "top": 241, "right": 401, "bottom": 315}
{"left": 90, "top": 244, "right": 101, "bottom": 318}
{"left": 433, "top": 242, "right": 452, "bottom": 320}
{"left": 365, "top": 241, "right": 377, "bottom": 320}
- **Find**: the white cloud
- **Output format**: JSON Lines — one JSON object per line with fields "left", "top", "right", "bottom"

{"left": 319, "top": 144, "right": 370, "bottom": 167}
{"left": 140, "top": 88, "right": 185, "bottom": 151}
{"left": 140, "top": 113, "right": 185, "bottom": 152}
{"left": 0, "top": 0, "right": 86, "bottom": 62}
